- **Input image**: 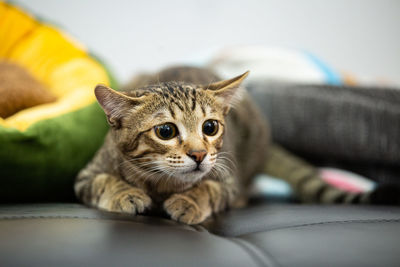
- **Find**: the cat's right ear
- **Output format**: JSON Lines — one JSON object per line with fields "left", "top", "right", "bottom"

{"left": 94, "top": 84, "right": 144, "bottom": 128}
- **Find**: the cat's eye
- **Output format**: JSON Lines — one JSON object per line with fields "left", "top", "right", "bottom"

{"left": 202, "top": 120, "right": 219, "bottom": 136}
{"left": 154, "top": 123, "right": 178, "bottom": 140}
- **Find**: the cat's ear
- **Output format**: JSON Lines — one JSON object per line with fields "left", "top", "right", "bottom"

{"left": 204, "top": 71, "right": 249, "bottom": 114}
{"left": 94, "top": 84, "right": 145, "bottom": 128}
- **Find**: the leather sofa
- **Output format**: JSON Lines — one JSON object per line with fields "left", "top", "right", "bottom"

{"left": 1, "top": 203, "right": 400, "bottom": 266}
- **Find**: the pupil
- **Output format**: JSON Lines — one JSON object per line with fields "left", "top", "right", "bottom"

{"left": 160, "top": 125, "right": 172, "bottom": 137}
{"left": 204, "top": 121, "right": 215, "bottom": 135}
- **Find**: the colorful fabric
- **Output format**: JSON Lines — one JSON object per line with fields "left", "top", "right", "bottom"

{"left": 207, "top": 45, "right": 342, "bottom": 85}
{"left": 0, "top": 2, "right": 116, "bottom": 201}
{"left": 319, "top": 168, "right": 376, "bottom": 193}
{"left": 251, "top": 168, "right": 374, "bottom": 202}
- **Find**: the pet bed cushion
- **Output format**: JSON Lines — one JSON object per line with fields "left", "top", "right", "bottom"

{"left": 0, "top": 3, "right": 116, "bottom": 202}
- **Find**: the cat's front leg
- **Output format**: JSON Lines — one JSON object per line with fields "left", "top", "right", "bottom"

{"left": 163, "top": 179, "right": 238, "bottom": 225}
{"left": 75, "top": 173, "right": 152, "bottom": 214}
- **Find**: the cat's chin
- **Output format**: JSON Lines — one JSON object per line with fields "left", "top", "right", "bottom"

{"left": 172, "top": 169, "right": 209, "bottom": 184}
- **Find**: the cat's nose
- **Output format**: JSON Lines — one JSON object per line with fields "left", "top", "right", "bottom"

{"left": 187, "top": 150, "right": 207, "bottom": 164}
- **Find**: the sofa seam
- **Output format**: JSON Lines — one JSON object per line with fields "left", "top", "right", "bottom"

{"left": 208, "top": 218, "right": 400, "bottom": 237}
{"left": 0, "top": 215, "right": 128, "bottom": 220}
{"left": 260, "top": 218, "right": 400, "bottom": 232}
{"left": 0, "top": 215, "right": 207, "bottom": 233}
{"left": 226, "top": 219, "right": 400, "bottom": 267}
{"left": 0, "top": 215, "right": 274, "bottom": 267}
{"left": 2, "top": 216, "right": 400, "bottom": 234}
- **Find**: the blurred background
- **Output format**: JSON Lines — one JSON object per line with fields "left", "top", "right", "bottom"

{"left": 16, "top": 0, "right": 400, "bottom": 85}
{"left": 2, "top": 0, "right": 399, "bottom": 202}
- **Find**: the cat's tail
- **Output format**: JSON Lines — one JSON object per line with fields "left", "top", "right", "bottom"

{"left": 264, "top": 144, "right": 400, "bottom": 205}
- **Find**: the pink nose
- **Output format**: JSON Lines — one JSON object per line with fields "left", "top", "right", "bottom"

{"left": 187, "top": 150, "right": 207, "bottom": 163}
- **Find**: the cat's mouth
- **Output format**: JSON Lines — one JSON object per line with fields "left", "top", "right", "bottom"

{"left": 194, "top": 165, "right": 201, "bottom": 171}
{"left": 183, "top": 167, "right": 205, "bottom": 174}
{"left": 167, "top": 163, "right": 213, "bottom": 182}
{"left": 180, "top": 164, "right": 210, "bottom": 176}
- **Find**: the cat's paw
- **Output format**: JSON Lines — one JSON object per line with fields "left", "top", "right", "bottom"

{"left": 98, "top": 188, "right": 152, "bottom": 214}
{"left": 164, "top": 194, "right": 210, "bottom": 225}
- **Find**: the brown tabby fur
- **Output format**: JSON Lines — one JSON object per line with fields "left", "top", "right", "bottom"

{"left": 0, "top": 61, "right": 56, "bottom": 118}
{"left": 75, "top": 66, "right": 269, "bottom": 224}
{"left": 76, "top": 66, "right": 394, "bottom": 225}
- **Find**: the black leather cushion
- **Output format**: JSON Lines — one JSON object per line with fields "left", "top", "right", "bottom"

{"left": 0, "top": 204, "right": 258, "bottom": 267}
{"left": 1, "top": 203, "right": 400, "bottom": 267}
{"left": 208, "top": 204, "right": 400, "bottom": 266}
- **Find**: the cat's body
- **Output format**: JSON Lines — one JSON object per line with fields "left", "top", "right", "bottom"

{"left": 76, "top": 66, "right": 399, "bottom": 224}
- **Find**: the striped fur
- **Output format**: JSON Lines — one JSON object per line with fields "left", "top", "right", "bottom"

{"left": 265, "top": 144, "right": 371, "bottom": 204}
{"left": 75, "top": 66, "right": 399, "bottom": 225}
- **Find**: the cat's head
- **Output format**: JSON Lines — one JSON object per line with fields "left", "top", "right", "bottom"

{"left": 95, "top": 71, "right": 248, "bottom": 186}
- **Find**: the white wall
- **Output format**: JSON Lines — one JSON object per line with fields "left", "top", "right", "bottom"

{"left": 15, "top": 0, "right": 400, "bottom": 85}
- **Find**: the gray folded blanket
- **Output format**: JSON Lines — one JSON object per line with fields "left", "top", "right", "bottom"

{"left": 248, "top": 82, "right": 400, "bottom": 183}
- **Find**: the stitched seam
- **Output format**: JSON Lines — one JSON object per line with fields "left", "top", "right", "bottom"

{"left": 1, "top": 216, "right": 273, "bottom": 266}
{"left": 0, "top": 215, "right": 202, "bottom": 232}
{"left": 264, "top": 218, "right": 400, "bottom": 232}
{"left": 2, "top": 216, "right": 400, "bottom": 233}
{"left": 234, "top": 218, "right": 400, "bottom": 236}
{"left": 210, "top": 218, "right": 400, "bottom": 237}
{"left": 226, "top": 237, "right": 278, "bottom": 267}
{"left": 0, "top": 215, "right": 101, "bottom": 220}
{"left": 226, "top": 219, "right": 400, "bottom": 267}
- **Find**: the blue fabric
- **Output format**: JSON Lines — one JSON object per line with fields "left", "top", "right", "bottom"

{"left": 303, "top": 50, "right": 342, "bottom": 85}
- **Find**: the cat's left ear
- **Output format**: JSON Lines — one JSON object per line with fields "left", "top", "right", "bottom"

{"left": 204, "top": 71, "right": 249, "bottom": 114}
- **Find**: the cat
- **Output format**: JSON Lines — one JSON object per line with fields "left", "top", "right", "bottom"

{"left": 0, "top": 61, "right": 56, "bottom": 118}
{"left": 75, "top": 66, "right": 399, "bottom": 225}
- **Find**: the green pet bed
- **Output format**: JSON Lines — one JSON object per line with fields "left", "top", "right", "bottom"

{"left": 0, "top": 3, "right": 116, "bottom": 202}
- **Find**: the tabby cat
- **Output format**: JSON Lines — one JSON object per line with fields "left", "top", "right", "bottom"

{"left": 75, "top": 66, "right": 399, "bottom": 225}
